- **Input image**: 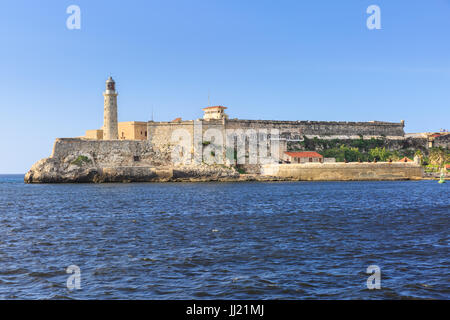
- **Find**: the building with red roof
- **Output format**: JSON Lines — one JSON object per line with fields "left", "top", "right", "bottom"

{"left": 284, "top": 151, "right": 323, "bottom": 164}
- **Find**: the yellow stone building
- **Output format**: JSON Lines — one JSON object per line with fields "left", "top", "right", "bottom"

{"left": 118, "top": 121, "right": 148, "bottom": 140}
{"left": 84, "top": 122, "right": 147, "bottom": 141}
{"left": 84, "top": 129, "right": 104, "bottom": 140}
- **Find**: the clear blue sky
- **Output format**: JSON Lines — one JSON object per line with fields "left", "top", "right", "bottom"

{"left": 0, "top": 0, "right": 449, "bottom": 173}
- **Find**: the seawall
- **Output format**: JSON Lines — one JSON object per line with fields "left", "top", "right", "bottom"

{"left": 261, "top": 162, "right": 423, "bottom": 181}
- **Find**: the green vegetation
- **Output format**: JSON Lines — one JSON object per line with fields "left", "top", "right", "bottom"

{"left": 321, "top": 145, "right": 362, "bottom": 162}
{"left": 321, "top": 146, "right": 418, "bottom": 162}
{"left": 427, "top": 147, "right": 450, "bottom": 169}
{"left": 288, "top": 135, "right": 446, "bottom": 164}
{"left": 424, "top": 164, "right": 440, "bottom": 173}
{"left": 202, "top": 141, "right": 211, "bottom": 146}
{"left": 369, "top": 147, "right": 391, "bottom": 162}
{"left": 71, "top": 155, "right": 91, "bottom": 166}
{"left": 295, "top": 136, "right": 385, "bottom": 153}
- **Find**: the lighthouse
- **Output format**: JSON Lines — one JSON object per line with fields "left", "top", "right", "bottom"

{"left": 103, "top": 77, "right": 118, "bottom": 140}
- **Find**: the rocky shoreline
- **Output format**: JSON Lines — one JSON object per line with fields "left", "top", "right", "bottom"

{"left": 24, "top": 157, "right": 248, "bottom": 183}
{"left": 24, "top": 157, "right": 428, "bottom": 183}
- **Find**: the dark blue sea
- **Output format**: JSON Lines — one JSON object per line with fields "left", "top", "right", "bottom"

{"left": 0, "top": 174, "right": 448, "bottom": 299}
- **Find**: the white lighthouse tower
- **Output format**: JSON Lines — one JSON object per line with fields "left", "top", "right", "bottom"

{"left": 103, "top": 77, "right": 119, "bottom": 140}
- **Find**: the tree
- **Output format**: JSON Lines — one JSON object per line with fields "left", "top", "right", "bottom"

{"left": 369, "top": 147, "right": 390, "bottom": 162}
{"left": 321, "top": 145, "right": 361, "bottom": 162}
{"left": 342, "top": 145, "right": 362, "bottom": 162}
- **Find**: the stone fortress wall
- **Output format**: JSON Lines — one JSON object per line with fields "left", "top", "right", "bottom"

{"left": 50, "top": 138, "right": 168, "bottom": 167}
{"left": 224, "top": 119, "right": 405, "bottom": 137}
{"left": 146, "top": 118, "right": 406, "bottom": 154}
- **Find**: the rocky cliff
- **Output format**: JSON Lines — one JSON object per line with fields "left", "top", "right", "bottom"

{"left": 24, "top": 138, "right": 240, "bottom": 183}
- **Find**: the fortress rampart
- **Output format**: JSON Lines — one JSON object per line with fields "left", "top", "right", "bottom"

{"left": 50, "top": 138, "right": 170, "bottom": 167}
{"left": 146, "top": 118, "right": 406, "bottom": 152}
{"left": 224, "top": 119, "right": 405, "bottom": 137}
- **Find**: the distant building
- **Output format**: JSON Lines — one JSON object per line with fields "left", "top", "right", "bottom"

{"left": 202, "top": 106, "right": 228, "bottom": 120}
{"left": 398, "top": 157, "right": 413, "bottom": 163}
{"left": 284, "top": 151, "right": 323, "bottom": 163}
{"left": 406, "top": 132, "right": 450, "bottom": 149}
